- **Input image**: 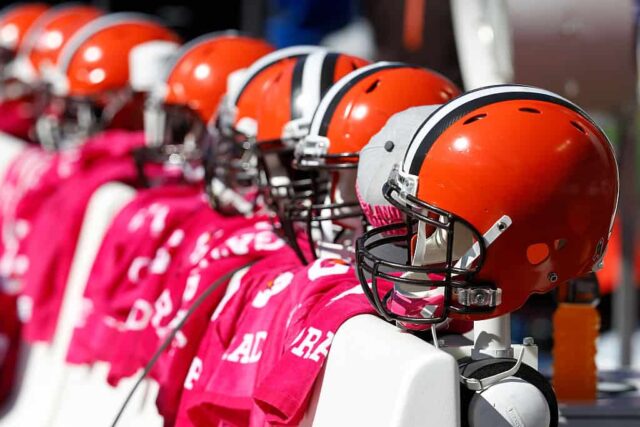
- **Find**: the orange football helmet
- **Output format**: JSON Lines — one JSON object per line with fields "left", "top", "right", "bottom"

{"left": 0, "top": 3, "right": 48, "bottom": 72}
{"left": 36, "top": 13, "right": 179, "bottom": 149}
{"left": 15, "top": 5, "right": 103, "bottom": 84}
{"left": 286, "top": 62, "right": 459, "bottom": 262}
{"left": 206, "top": 45, "right": 321, "bottom": 213}
{"left": 356, "top": 85, "right": 619, "bottom": 326}
{"left": 139, "top": 32, "right": 274, "bottom": 184}
{"left": 252, "top": 51, "right": 371, "bottom": 260}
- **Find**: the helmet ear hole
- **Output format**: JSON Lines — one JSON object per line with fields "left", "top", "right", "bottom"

{"left": 526, "top": 243, "right": 549, "bottom": 265}
{"left": 518, "top": 107, "right": 541, "bottom": 114}
{"left": 463, "top": 113, "right": 486, "bottom": 125}
{"left": 364, "top": 79, "right": 380, "bottom": 93}
{"left": 570, "top": 120, "right": 586, "bottom": 134}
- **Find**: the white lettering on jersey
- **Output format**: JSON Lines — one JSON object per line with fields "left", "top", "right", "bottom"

{"left": 16, "top": 295, "right": 32, "bottom": 322}
{"left": 128, "top": 203, "right": 169, "bottom": 235}
{"left": 184, "top": 356, "right": 203, "bottom": 390}
{"left": 222, "top": 331, "right": 267, "bottom": 364}
{"left": 189, "top": 232, "right": 211, "bottom": 265}
{"left": 164, "top": 309, "right": 187, "bottom": 348}
{"left": 290, "top": 327, "right": 335, "bottom": 362}
{"left": 182, "top": 272, "right": 200, "bottom": 303}
{"left": 167, "top": 229, "right": 185, "bottom": 247}
{"left": 127, "top": 256, "right": 151, "bottom": 283}
{"left": 125, "top": 299, "right": 153, "bottom": 331}
{"left": 151, "top": 289, "right": 172, "bottom": 330}
{"left": 307, "top": 258, "right": 350, "bottom": 281}
{"left": 149, "top": 204, "right": 170, "bottom": 236}
{"left": 211, "top": 267, "right": 250, "bottom": 321}
{"left": 149, "top": 247, "right": 171, "bottom": 275}
{"left": 254, "top": 230, "right": 285, "bottom": 251}
{"left": 224, "top": 233, "right": 255, "bottom": 256}
{"left": 327, "top": 285, "right": 364, "bottom": 306}
{"left": 251, "top": 271, "right": 294, "bottom": 308}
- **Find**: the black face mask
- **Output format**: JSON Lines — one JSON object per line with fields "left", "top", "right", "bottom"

{"left": 356, "top": 176, "right": 500, "bottom": 326}
{"left": 203, "top": 121, "right": 259, "bottom": 216}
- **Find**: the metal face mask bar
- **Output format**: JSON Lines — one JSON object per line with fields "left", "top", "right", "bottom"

{"left": 356, "top": 171, "right": 505, "bottom": 325}
{"left": 205, "top": 119, "right": 260, "bottom": 214}
{"left": 136, "top": 102, "right": 206, "bottom": 185}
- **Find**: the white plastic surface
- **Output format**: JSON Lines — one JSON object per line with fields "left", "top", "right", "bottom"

{"left": 468, "top": 377, "right": 550, "bottom": 427}
{"left": 474, "top": 315, "right": 513, "bottom": 359}
{"left": 302, "top": 314, "right": 460, "bottom": 427}
{"left": 0, "top": 183, "right": 136, "bottom": 427}
{"left": 129, "top": 41, "right": 180, "bottom": 93}
{"left": 0, "top": 132, "right": 27, "bottom": 178}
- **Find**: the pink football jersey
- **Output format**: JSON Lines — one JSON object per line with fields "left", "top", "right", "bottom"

{"left": 183, "top": 256, "right": 357, "bottom": 426}
{"left": 105, "top": 213, "right": 258, "bottom": 384}
{"left": 143, "top": 221, "right": 291, "bottom": 423}
{"left": 19, "top": 131, "right": 146, "bottom": 342}
{"left": 66, "top": 184, "right": 204, "bottom": 365}
{"left": 172, "top": 249, "right": 302, "bottom": 427}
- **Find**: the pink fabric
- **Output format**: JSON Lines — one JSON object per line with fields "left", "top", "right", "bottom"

{"left": 145, "top": 220, "right": 290, "bottom": 424}
{"left": 105, "top": 214, "right": 261, "bottom": 384}
{"left": 356, "top": 183, "right": 403, "bottom": 229}
{"left": 174, "top": 251, "right": 301, "bottom": 427}
{"left": 66, "top": 185, "right": 204, "bottom": 364}
{"left": 0, "top": 99, "right": 36, "bottom": 141}
{"left": 184, "top": 257, "right": 355, "bottom": 427}
{"left": 253, "top": 273, "right": 374, "bottom": 425}
{"left": 0, "top": 147, "right": 54, "bottom": 293}
{"left": 18, "top": 131, "right": 146, "bottom": 342}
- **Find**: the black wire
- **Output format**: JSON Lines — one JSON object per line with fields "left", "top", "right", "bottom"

{"left": 110, "top": 259, "right": 258, "bottom": 427}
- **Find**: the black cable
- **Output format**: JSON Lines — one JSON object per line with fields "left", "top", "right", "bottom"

{"left": 110, "top": 259, "right": 258, "bottom": 427}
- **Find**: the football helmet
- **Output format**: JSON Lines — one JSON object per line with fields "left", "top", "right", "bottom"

{"left": 35, "top": 13, "right": 179, "bottom": 150}
{"left": 288, "top": 62, "right": 459, "bottom": 263}
{"left": 138, "top": 32, "right": 274, "bottom": 186}
{"left": 0, "top": 3, "right": 48, "bottom": 86}
{"left": 13, "top": 4, "right": 103, "bottom": 85}
{"left": 356, "top": 85, "right": 619, "bottom": 325}
{"left": 252, "top": 51, "right": 371, "bottom": 260}
{"left": 206, "top": 45, "right": 322, "bottom": 214}
{"left": 2, "top": 4, "right": 103, "bottom": 137}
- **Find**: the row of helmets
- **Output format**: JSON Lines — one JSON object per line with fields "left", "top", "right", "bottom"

{"left": 0, "top": 3, "right": 619, "bottom": 327}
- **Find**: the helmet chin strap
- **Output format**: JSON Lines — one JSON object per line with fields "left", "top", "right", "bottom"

{"left": 398, "top": 220, "right": 475, "bottom": 296}
{"left": 395, "top": 215, "right": 512, "bottom": 318}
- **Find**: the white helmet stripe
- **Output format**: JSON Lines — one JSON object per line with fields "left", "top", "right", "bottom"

{"left": 307, "top": 61, "right": 407, "bottom": 137}
{"left": 58, "top": 12, "right": 164, "bottom": 74}
{"left": 298, "top": 50, "right": 328, "bottom": 122}
{"left": 228, "top": 45, "right": 322, "bottom": 107}
{"left": 402, "top": 84, "right": 592, "bottom": 175}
